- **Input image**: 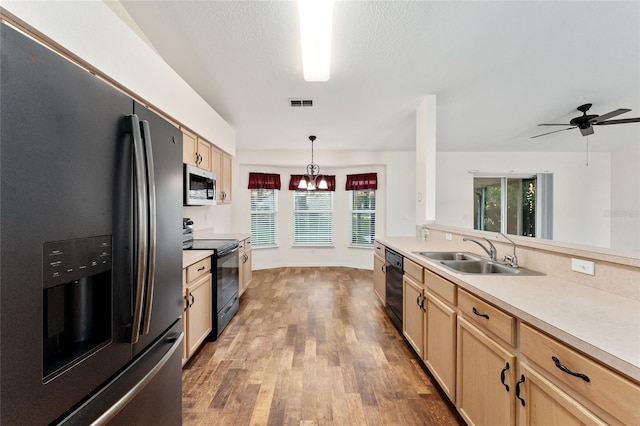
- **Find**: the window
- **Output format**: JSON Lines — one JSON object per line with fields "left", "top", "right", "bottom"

{"left": 350, "top": 190, "right": 376, "bottom": 247}
{"left": 293, "top": 191, "right": 333, "bottom": 245}
{"left": 250, "top": 189, "right": 277, "bottom": 247}
{"left": 473, "top": 173, "right": 552, "bottom": 239}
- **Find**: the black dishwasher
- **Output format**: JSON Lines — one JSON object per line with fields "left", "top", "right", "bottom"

{"left": 385, "top": 248, "right": 404, "bottom": 332}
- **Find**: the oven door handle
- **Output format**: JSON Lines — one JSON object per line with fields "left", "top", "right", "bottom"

{"left": 219, "top": 246, "right": 239, "bottom": 257}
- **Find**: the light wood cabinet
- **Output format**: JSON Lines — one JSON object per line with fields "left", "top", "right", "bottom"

{"left": 457, "top": 317, "right": 516, "bottom": 426}
{"left": 424, "top": 290, "right": 457, "bottom": 402}
{"left": 239, "top": 237, "right": 252, "bottom": 296}
{"left": 520, "top": 323, "right": 640, "bottom": 426}
{"left": 459, "top": 288, "right": 516, "bottom": 347}
{"left": 211, "top": 147, "right": 232, "bottom": 203}
{"left": 182, "top": 129, "right": 212, "bottom": 171}
{"left": 517, "top": 362, "right": 606, "bottom": 426}
{"left": 182, "top": 256, "right": 213, "bottom": 364}
{"left": 403, "top": 261, "right": 425, "bottom": 358}
{"left": 373, "top": 250, "right": 386, "bottom": 305}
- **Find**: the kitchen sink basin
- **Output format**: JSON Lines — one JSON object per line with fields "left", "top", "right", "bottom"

{"left": 439, "top": 260, "right": 545, "bottom": 276}
{"left": 414, "top": 251, "right": 481, "bottom": 261}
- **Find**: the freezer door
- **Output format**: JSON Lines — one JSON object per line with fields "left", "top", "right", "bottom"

{"left": 0, "top": 23, "right": 134, "bottom": 424}
{"left": 56, "top": 320, "right": 183, "bottom": 425}
{"left": 131, "top": 103, "right": 183, "bottom": 356}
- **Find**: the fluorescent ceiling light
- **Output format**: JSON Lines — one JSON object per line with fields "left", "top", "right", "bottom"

{"left": 298, "top": 0, "right": 333, "bottom": 82}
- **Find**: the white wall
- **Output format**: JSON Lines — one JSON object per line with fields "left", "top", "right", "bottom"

{"left": 183, "top": 205, "right": 233, "bottom": 234}
{"left": 232, "top": 150, "right": 416, "bottom": 270}
{"left": 610, "top": 142, "right": 640, "bottom": 252}
{"left": 436, "top": 152, "right": 612, "bottom": 248}
{"left": 2, "top": 0, "right": 235, "bottom": 154}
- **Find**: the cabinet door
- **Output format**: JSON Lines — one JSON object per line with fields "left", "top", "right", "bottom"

{"left": 197, "top": 138, "right": 212, "bottom": 171}
{"left": 221, "top": 153, "right": 232, "bottom": 202}
{"left": 403, "top": 275, "right": 425, "bottom": 357}
{"left": 239, "top": 249, "right": 246, "bottom": 296}
{"left": 182, "top": 130, "right": 198, "bottom": 166}
{"left": 186, "top": 274, "right": 212, "bottom": 358}
{"left": 457, "top": 317, "right": 516, "bottom": 426}
{"left": 373, "top": 253, "right": 386, "bottom": 305}
{"left": 211, "top": 148, "right": 223, "bottom": 200}
{"left": 518, "top": 363, "right": 606, "bottom": 426}
{"left": 425, "top": 291, "right": 457, "bottom": 402}
{"left": 243, "top": 248, "right": 252, "bottom": 289}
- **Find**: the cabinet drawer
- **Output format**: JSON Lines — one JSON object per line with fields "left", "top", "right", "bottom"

{"left": 186, "top": 257, "right": 211, "bottom": 283}
{"left": 458, "top": 289, "right": 515, "bottom": 347}
{"left": 425, "top": 269, "right": 456, "bottom": 305}
{"left": 244, "top": 238, "right": 251, "bottom": 250}
{"left": 374, "top": 241, "right": 386, "bottom": 255}
{"left": 404, "top": 258, "right": 424, "bottom": 284}
{"left": 520, "top": 323, "right": 640, "bottom": 426}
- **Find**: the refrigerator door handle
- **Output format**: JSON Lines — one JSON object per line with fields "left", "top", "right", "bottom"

{"left": 139, "top": 120, "right": 156, "bottom": 336}
{"left": 128, "top": 114, "right": 148, "bottom": 344}
{"left": 89, "top": 332, "right": 184, "bottom": 426}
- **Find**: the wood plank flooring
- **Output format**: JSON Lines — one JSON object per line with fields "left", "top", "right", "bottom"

{"left": 182, "top": 267, "right": 464, "bottom": 425}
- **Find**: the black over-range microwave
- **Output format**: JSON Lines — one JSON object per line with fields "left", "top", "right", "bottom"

{"left": 184, "top": 164, "right": 216, "bottom": 205}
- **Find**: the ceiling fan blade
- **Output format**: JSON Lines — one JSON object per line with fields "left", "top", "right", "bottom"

{"left": 590, "top": 108, "right": 631, "bottom": 123}
{"left": 594, "top": 117, "right": 640, "bottom": 125}
{"left": 537, "top": 123, "right": 571, "bottom": 126}
{"left": 580, "top": 126, "right": 594, "bottom": 136}
{"left": 531, "top": 127, "right": 575, "bottom": 139}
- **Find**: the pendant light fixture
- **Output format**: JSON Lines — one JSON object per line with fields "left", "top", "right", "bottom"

{"left": 298, "top": 135, "right": 328, "bottom": 190}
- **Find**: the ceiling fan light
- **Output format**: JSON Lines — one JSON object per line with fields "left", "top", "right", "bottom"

{"left": 298, "top": 0, "right": 333, "bottom": 82}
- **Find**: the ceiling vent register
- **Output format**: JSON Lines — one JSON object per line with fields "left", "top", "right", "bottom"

{"left": 290, "top": 99, "right": 313, "bottom": 108}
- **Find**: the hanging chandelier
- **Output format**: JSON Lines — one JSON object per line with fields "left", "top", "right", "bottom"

{"left": 298, "top": 135, "right": 327, "bottom": 190}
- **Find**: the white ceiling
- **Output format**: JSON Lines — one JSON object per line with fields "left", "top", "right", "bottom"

{"left": 118, "top": 1, "right": 640, "bottom": 153}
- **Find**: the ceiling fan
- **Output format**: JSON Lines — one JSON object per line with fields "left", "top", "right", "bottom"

{"left": 531, "top": 103, "right": 640, "bottom": 139}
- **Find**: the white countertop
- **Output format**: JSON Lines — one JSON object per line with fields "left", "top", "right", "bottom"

{"left": 378, "top": 236, "right": 640, "bottom": 382}
{"left": 182, "top": 231, "right": 251, "bottom": 269}
{"left": 182, "top": 249, "right": 213, "bottom": 269}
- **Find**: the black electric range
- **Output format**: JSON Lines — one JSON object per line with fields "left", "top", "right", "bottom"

{"left": 187, "top": 239, "right": 240, "bottom": 339}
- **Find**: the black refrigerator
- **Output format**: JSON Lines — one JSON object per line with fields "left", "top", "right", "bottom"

{"left": 0, "top": 22, "right": 183, "bottom": 424}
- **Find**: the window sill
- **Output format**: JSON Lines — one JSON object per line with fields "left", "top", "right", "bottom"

{"left": 291, "top": 244, "right": 335, "bottom": 248}
{"left": 252, "top": 244, "right": 278, "bottom": 250}
{"left": 348, "top": 244, "right": 374, "bottom": 250}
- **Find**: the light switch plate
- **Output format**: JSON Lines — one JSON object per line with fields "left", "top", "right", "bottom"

{"left": 572, "top": 258, "right": 595, "bottom": 275}
{"left": 445, "top": 233, "right": 452, "bottom": 241}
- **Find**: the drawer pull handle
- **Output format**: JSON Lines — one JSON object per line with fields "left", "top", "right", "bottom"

{"left": 197, "top": 266, "right": 205, "bottom": 271}
{"left": 515, "top": 375, "right": 526, "bottom": 407}
{"left": 472, "top": 307, "right": 490, "bottom": 319}
{"left": 500, "top": 362, "right": 510, "bottom": 392}
{"left": 552, "top": 356, "right": 591, "bottom": 382}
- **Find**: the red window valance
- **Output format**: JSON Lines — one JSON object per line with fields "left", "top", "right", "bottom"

{"left": 289, "top": 175, "right": 336, "bottom": 191}
{"left": 345, "top": 173, "right": 378, "bottom": 190}
{"left": 248, "top": 172, "right": 281, "bottom": 190}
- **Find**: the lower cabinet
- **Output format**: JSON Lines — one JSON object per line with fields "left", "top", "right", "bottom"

{"left": 424, "top": 291, "right": 457, "bottom": 402}
{"left": 373, "top": 252, "right": 386, "bottom": 305}
{"left": 517, "top": 362, "right": 606, "bottom": 426}
{"left": 184, "top": 273, "right": 212, "bottom": 360}
{"left": 402, "top": 274, "right": 425, "bottom": 357}
{"left": 239, "top": 237, "right": 252, "bottom": 296}
{"left": 457, "top": 317, "right": 516, "bottom": 426}
{"left": 182, "top": 256, "right": 213, "bottom": 365}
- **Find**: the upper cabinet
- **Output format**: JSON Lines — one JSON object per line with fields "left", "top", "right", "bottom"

{"left": 182, "top": 128, "right": 212, "bottom": 172}
{"left": 183, "top": 129, "right": 233, "bottom": 203}
{"left": 211, "top": 147, "right": 232, "bottom": 203}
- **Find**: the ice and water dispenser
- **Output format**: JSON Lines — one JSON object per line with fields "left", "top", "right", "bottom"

{"left": 42, "top": 236, "right": 113, "bottom": 381}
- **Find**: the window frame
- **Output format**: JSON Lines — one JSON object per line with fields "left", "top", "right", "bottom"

{"left": 292, "top": 190, "right": 334, "bottom": 246}
{"left": 249, "top": 188, "right": 278, "bottom": 248}
{"left": 349, "top": 189, "right": 376, "bottom": 248}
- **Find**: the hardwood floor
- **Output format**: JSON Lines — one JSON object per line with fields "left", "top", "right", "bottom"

{"left": 182, "top": 267, "right": 463, "bottom": 425}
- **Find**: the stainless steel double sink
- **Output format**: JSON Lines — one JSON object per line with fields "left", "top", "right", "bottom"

{"left": 414, "top": 251, "right": 545, "bottom": 276}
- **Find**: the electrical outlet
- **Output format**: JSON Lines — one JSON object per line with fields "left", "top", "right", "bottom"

{"left": 571, "top": 258, "right": 595, "bottom": 276}
{"left": 445, "top": 233, "right": 452, "bottom": 241}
